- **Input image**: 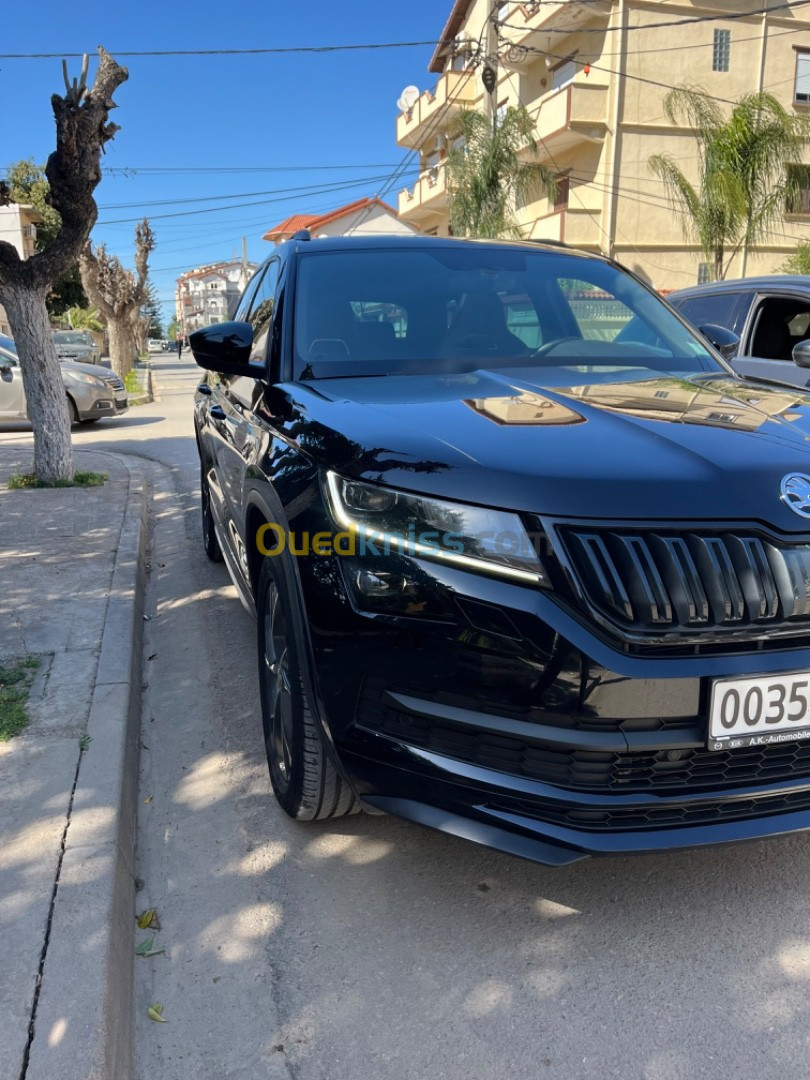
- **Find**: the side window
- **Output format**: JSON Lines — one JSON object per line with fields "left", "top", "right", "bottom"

{"left": 750, "top": 296, "right": 810, "bottom": 362}
{"left": 233, "top": 267, "right": 265, "bottom": 324}
{"left": 673, "top": 292, "right": 746, "bottom": 335}
{"left": 247, "top": 259, "right": 280, "bottom": 364}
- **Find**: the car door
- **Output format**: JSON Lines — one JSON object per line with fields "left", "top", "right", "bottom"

{"left": 202, "top": 265, "right": 266, "bottom": 534}
{"left": 733, "top": 291, "right": 810, "bottom": 389}
{"left": 0, "top": 346, "right": 25, "bottom": 418}
{"left": 209, "top": 259, "right": 280, "bottom": 581}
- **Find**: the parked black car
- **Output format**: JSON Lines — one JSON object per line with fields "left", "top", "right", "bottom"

{"left": 192, "top": 234, "right": 810, "bottom": 866}
{"left": 669, "top": 276, "right": 810, "bottom": 388}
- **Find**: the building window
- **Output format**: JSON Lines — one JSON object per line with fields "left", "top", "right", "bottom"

{"left": 787, "top": 164, "right": 810, "bottom": 214}
{"left": 712, "top": 29, "right": 730, "bottom": 72}
{"left": 554, "top": 176, "right": 570, "bottom": 210}
{"left": 697, "top": 263, "right": 712, "bottom": 284}
{"left": 551, "top": 59, "right": 577, "bottom": 92}
{"left": 796, "top": 51, "right": 810, "bottom": 103}
{"left": 495, "top": 100, "right": 508, "bottom": 127}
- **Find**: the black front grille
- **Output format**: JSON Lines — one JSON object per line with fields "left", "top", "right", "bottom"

{"left": 357, "top": 687, "right": 810, "bottom": 795}
{"left": 103, "top": 374, "right": 125, "bottom": 392}
{"left": 560, "top": 527, "right": 810, "bottom": 640}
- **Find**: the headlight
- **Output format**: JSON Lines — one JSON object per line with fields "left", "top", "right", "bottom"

{"left": 70, "top": 372, "right": 106, "bottom": 387}
{"left": 325, "top": 472, "right": 548, "bottom": 585}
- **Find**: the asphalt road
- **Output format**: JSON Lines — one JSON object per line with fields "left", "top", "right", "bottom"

{"left": 5, "top": 352, "right": 810, "bottom": 1079}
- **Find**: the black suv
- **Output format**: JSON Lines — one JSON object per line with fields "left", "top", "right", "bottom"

{"left": 192, "top": 234, "right": 810, "bottom": 866}
{"left": 670, "top": 276, "right": 810, "bottom": 388}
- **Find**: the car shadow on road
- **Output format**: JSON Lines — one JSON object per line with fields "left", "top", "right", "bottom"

{"left": 131, "top": 490, "right": 810, "bottom": 1080}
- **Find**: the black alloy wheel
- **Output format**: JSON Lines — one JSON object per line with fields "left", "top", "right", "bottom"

{"left": 256, "top": 557, "right": 358, "bottom": 821}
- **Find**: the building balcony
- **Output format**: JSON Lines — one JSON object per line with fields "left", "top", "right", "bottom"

{"left": 398, "top": 162, "right": 449, "bottom": 223}
{"left": 520, "top": 82, "right": 608, "bottom": 161}
{"left": 396, "top": 70, "right": 480, "bottom": 150}
{"left": 501, "top": 0, "right": 611, "bottom": 55}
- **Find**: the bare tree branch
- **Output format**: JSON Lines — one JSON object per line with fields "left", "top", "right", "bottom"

{"left": 0, "top": 47, "right": 128, "bottom": 291}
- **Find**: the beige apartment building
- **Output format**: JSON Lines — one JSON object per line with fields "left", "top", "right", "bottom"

{"left": 395, "top": 0, "right": 810, "bottom": 291}
{"left": 0, "top": 203, "right": 41, "bottom": 336}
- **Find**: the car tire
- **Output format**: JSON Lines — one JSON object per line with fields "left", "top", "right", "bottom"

{"left": 200, "top": 464, "right": 223, "bottom": 562}
{"left": 257, "top": 556, "right": 358, "bottom": 821}
{"left": 66, "top": 396, "right": 78, "bottom": 425}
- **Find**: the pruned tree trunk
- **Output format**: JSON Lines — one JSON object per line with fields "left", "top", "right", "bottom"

{"left": 80, "top": 219, "right": 154, "bottom": 378}
{"left": 3, "top": 284, "right": 73, "bottom": 479}
{"left": 107, "top": 318, "right": 137, "bottom": 379}
{"left": 0, "top": 48, "right": 128, "bottom": 483}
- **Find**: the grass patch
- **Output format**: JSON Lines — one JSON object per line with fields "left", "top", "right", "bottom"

{"left": 0, "top": 657, "right": 40, "bottom": 741}
{"left": 124, "top": 370, "right": 139, "bottom": 394}
{"left": 8, "top": 470, "right": 108, "bottom": 489}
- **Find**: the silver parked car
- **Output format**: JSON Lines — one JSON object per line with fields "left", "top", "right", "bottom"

{"left": 52, "top": 329, "right": 101, "bottom": 366}
{"left": 0, "top": 334, "right": 127, "bottom": 424}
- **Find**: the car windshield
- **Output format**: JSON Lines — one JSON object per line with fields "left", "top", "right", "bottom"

{"left": 293, "top": 247, "right": 720, "bottom": 380}
{"left": 53, "top": 332, "right": 88, "bottom": 345}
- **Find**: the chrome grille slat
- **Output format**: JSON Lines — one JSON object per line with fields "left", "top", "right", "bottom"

{"left": 562, "top": 527, "right": 810, "bottom": 638}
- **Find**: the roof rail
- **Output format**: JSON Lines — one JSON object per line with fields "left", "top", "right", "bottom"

{"left": 291, "top": 229, "right": 311, "bottom": 242}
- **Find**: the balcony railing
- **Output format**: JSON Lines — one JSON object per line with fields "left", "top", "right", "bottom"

{"left": 396, "top": 70, "right": 480, "bottom": 150}
{"left": 398, "top": 162, "right": 449, "bottom": 222}
{"left": 519, "top": 82, "right": 608, "bottom": 160}
{"left": 502, "top": 0, "right": 611, "bottom": 48}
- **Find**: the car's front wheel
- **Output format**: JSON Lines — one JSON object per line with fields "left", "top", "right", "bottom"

{"left": 66, "top": 396, "right": 78, "bottom": 425}
{"left": 257, "top": 556, "right": 358, "bottom": 821}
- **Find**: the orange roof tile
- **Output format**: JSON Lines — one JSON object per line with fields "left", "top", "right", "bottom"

{"left": 262, "top": 198, "right": 400, "bottom": 242}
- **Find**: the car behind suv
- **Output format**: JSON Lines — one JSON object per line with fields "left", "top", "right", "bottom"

{"left": 192, "top": 234, "right": 810, "bottom": 866}
{"left": 0, "top": 334, "right": 127, "bottom": 424}
{"left": 669, "top": 276, "right": 810, "bottom": 388}
{"left": 52, "top": 329, "right": 101, "bottom": 366}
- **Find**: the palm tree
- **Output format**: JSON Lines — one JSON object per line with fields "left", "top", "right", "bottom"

{"left": 649, "top": 86, "right": 809, "bottom": 280}
{"left": 65, "top": 305, "right": 103, "bottom": 331}
{"left": 446, "top": 105, "right": 556, "bottom": 239}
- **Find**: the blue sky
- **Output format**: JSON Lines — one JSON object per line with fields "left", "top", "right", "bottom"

{"left": 1, "top": 0, "right": 447, "bottom": 324}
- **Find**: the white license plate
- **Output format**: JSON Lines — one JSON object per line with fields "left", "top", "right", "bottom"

{"left": 709, "top": 672, "right": 810, "bottom": 750}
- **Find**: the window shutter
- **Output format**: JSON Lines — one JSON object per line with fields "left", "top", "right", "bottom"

{"left": 796, "top": 53, "right": 810, "bottom": 102}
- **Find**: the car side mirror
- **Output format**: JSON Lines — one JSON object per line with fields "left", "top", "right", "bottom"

{"left": 698, "top": 323, "right": 739, "bottom": 361}
{"left": 792, "top": 340, "right": 810, "bottom": 369}
{"left": 189, "top": 321, "right": 263, "bottom": 379}
{"left": 0, "top": 361, "right": 12, "bottom": 375}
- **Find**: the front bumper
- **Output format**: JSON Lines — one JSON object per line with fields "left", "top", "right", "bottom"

{"left": 296, "top": 545, "right": 810, "bottom": 865}
{"left": 75, "top": 390, "right": 128, "bottom": 420}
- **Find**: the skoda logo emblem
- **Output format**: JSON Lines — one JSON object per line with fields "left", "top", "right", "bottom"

{"left": 781, "top": 473, "right": 810, "bottom": 518}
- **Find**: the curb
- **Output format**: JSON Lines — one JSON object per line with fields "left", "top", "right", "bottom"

{"left": 25, "top": 462, "right": 148, "bottom": 1080}
{"left": 128, "top": 361, "right": 154, "bottom": 406}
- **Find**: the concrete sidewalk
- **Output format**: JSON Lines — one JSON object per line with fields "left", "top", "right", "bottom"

{"left": 0, "top": 448, "right": 148, "bottom": 1080}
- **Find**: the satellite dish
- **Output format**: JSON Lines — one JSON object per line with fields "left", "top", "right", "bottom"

{"left": 397, "top": 85, "right": 420, "bottom": 113}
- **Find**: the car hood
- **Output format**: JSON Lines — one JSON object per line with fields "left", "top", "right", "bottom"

{"left": 284, "top": 366, "right": 810, "bottom": 528}
{"left": 61, "top": 361, "right": 117, "bottom": 380}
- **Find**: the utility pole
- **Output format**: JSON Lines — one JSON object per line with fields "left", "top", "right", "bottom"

{"left": 482, "top": 3, "right": 500, "bottom": 131}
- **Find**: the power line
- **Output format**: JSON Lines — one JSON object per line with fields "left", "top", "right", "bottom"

{"left": 0, "top": 40, "right": 443, "bottom": 60}
{"left": 97, "top": 173, "right": 410, "bottom": 225}
{"left": 499, "top": 0, "right": 810, "bottom": 39}
{"left": 96, "top": 170, "right": 417, "bottom": 210}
